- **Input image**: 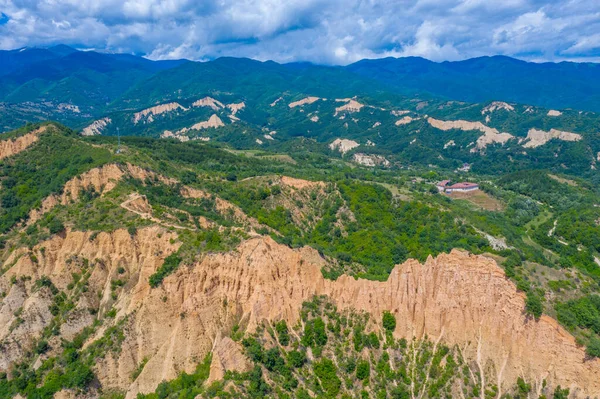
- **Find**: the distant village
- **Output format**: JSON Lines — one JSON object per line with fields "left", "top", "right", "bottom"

{"left": 436, "top": 180, "right": 479, "bottom": 193}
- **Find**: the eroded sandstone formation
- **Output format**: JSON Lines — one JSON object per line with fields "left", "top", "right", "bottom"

{"left": 0, "top": 125, "right": 47, "bottom": 160}
{"left": 2, "top": 233, "right": 599, "bottom": 398}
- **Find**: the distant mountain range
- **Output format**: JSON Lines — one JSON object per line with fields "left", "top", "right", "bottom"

{"left": 346, "top": 56, "right": 600, "bottom": 112}
{"left": 2, "top": 46, "right": 600, "bottom": 117}
{"left": 0, "top": 45, "right": 599, "bottom": 179}
{"left": 0, "top": 45, "right": 185, "bottom": 107}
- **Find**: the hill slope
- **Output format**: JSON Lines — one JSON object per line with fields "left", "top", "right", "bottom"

{"left": 1, "top": 124, "right": 600, "bottom": 398}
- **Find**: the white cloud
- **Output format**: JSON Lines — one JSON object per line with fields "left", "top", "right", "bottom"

{"left": 398, "top": 21, "right": 462, "bottom": 61}
{"left": 0, "top": 0, "right": 599, "bottom": 64}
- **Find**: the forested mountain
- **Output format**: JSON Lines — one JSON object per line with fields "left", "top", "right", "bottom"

{"left": 0, "top": 46, "right": 186, "bottom": 130}
{"left": 2, "top": 47, "right": 600, "bottom": 129}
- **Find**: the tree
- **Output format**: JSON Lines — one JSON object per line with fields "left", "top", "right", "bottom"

{"left": 181, "top": 171, "right": 197, "bottom": 184}
{"left": 382, "top": 311, "right": 396, "bottom": 332}
{"left": 314, "top": 359, "right": 341, "bottom": 398}
{"left": 517, "top": 377, "right": 531, "bottom": 396}
{"left": 356, "top": 360, "right": 370, "bottom": 381}
{"left": 263, "top": 348, "right": 285, "bottom": 372}
{"left": 247, "top": 366, "right": 270, "bottom": 398}
{"left": 48, "top": 218, "right": 65, "bottom": 235}
{"left": 526, "top": 292, "right": 543, "bottom": 319}
{"left": 314, "top": 317, "right": 328, "bottom": 347}
{"left": 35, "top": 339, "right": 50, "bottom": 354}
{"left": 287, "top": 350, "right": 306, "bottom": 368}
{"left": 586, "top": 337, "right": 600, "bottom": 358}
{"left": 275, "top": 320, "right": 290, "bottom": 346}
{"left": 553, "top": 386, "right": 569, "bottom": 399}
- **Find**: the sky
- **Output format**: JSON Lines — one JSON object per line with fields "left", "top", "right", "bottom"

{"left": 0, "top": 0, "right": 599, "bottom": 64}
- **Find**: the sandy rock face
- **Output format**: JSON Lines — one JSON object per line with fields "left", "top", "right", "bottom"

{"left": 207, "top": 336, "right": 252, "bottom": 384}
{"left": 0, "top": 125, "right": 47, "bottom": 160}
{"left": 192, "top": 97, "right": 224, "bottom": 110}
{"left": 329, "top": 138, "right": 360, "bottom": 154}
{"left": 73, "top": 236, "right": 600, "bottom": 397}
{"left": 166, "top": 115, "right": 225, "bottom": 139}
{"left": 427, "top": 117, "right": 514, "bottom": 152}
{"left": 0, "top": 227, "right": 179, "bottom": 372}
{"left": 395, "top": 116, "right": 414, "bottom": 126}
{"left": 4, "top": 234, "right": 600, "bottom": 397}
{"left": 227, "top": 102, "right": 245, "bottom": 115}
{"left": 334, "top": 98, "right": 364, "bottom": 116}
{"left": 279, "top": 176, "right": 325, "bottom": 190}
{"left": 352, "top": 153, "right": 390, "bottom": 167}
{"left": 133, "top": 103, "right": 187, "bottom": 124}
{"left": 81, "top": 118, "right": 111, "bottom": 136}
{"left": 522, "top": 128, "right": 582, "bottom": 148}
{"left": 27, "top": 163, "right": 124, "bottom": 223}
{"left": 27, "top": 163, "right": 176, "bottom": 223}
{"left": 482, "top": 101, "right": 514, "bottom": 114}
{"left": 188, "top": 114, "right": 225, "bottom": 130}
{"left": 288, "top": 96, "right": 320, "bottom": 108}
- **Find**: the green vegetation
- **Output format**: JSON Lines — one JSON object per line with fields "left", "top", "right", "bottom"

{"left": 0, "top": 316, "right": 126, "bottom": 399}
{"left": 136, "top": 354, "right": 212, "bottom": 399}
{"left": 555, "top": 295, "right": 600, "bottom": 354}
{"left": 149, "top": 253, "right": 182, "bottom": 287}
{"left": 0, "top": 124, "right": 112, "bottom": 233}
{"left": 138, "top": 295, "right": 566, "bottom": 398}
{"left": 148, "top": 227, "right": 244, "bottom": 287}
{"left": 382, "top": 311, "right": 396, "bottom": 332}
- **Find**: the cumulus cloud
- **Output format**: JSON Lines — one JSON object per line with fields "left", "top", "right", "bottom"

{"left": 0, "top": 0, "right": 599, "bottom": 64}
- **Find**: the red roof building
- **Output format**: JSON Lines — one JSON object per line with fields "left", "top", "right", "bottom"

{"left": 436, "top": 180, "right": 479, "bottom": 193}
{"left": 436, "top": 180, "right": 451, "bottom": 191}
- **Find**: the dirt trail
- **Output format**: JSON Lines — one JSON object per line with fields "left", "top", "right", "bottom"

{"left": 119, "top": 193, "right": 192, "bottom": 231}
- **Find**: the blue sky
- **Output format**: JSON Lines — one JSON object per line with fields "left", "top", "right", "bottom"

{"left": 0, "top": 0, "right": 599, "bottom": 64}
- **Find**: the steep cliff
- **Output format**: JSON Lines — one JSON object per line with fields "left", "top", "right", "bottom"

{"left": 2, "top": 232, "right": 598, "bottom": 398}
{"left": 0, "top": 125, "right": 47, "bottom": 160}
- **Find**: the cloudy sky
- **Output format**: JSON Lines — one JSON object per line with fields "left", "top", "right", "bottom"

{"left": 0, "top": 0, "right": 599, "bottom": 64}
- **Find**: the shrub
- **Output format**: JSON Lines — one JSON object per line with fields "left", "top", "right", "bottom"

{"left": 35, "top": 339, "right": 50, "bottom": 354}
{"left": 275, "top": 320, "right": 290, "bottom": 346}
{"left": 553, "top": 386, "right": 569, "bottom": 399}
{"left": 149, "top": 253, "right": 182, "bottom": 288}
{"left": 263, "top": 348, "right": 285, "bottom": 372}
{"left": 586, "top": 337, "right": 600, "bottom": 358}
{"left": 48, "top": 218, "right": 65, "bottom": 235}
{"left": 517, "top": 377, "right": 531, "bottom": 395}
{"left": 242, "top": 337, "right": 264, "bottom": 363}
{"left": 127, "top": 225, "right": 137, "bottom": 236}
{"left": 356, "top": 360, "right": 370, "bottom": 381}
{"left": 525, "top": 292, "right": 543, "bottom": 319}
{"left": 382, "top": 311, "right": 396, "bottom": 332}
{"left": 287, "top": 350, "right": 306, "bottom": 368}
{"left": 314, "top": 358, "right": 341, "bottom": 398}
